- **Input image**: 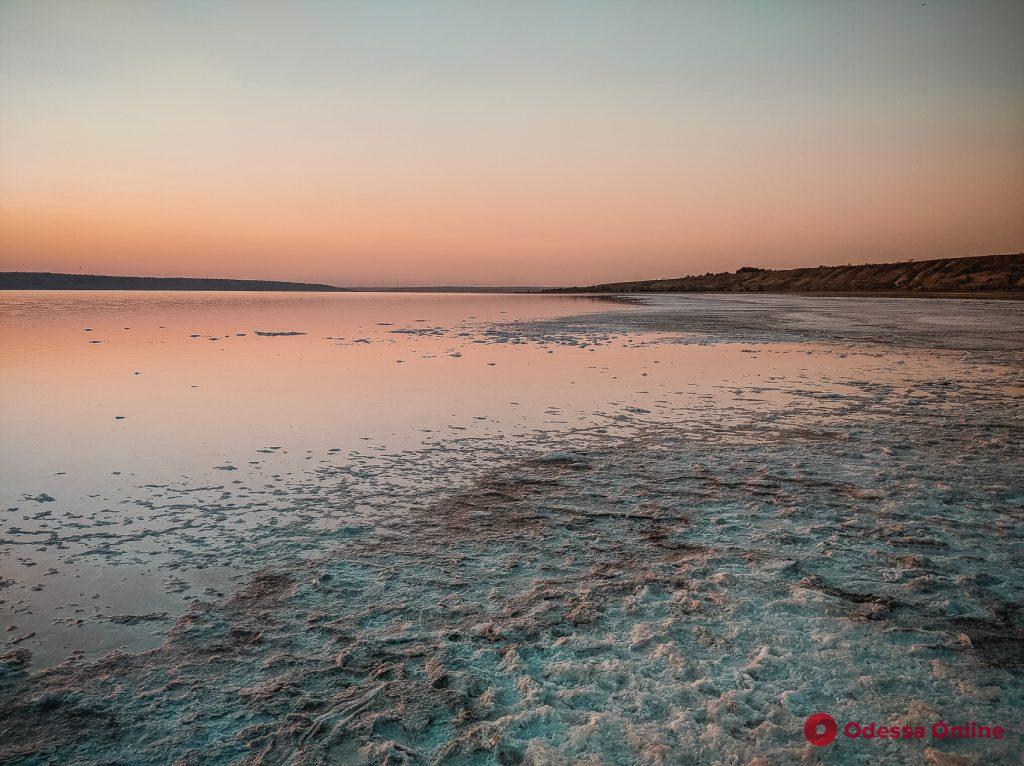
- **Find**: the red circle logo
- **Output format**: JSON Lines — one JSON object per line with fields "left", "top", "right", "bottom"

{"left": 804, "top": 713, "right": 838, "bottom": 746}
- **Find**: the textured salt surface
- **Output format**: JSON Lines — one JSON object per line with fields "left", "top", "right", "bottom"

{"left": 1, "top": 294, "right": 1022, "bottom": 765}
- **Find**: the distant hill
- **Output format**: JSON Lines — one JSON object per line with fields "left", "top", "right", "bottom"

{"left": 0, "top": 272, "right": 350, "bottom": 292}
{"left": 546, "top": 253, "right": 1024, "bottom": 297}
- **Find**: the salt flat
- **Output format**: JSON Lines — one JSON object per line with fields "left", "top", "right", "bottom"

{"left": 1, "top": 292, "right": 1021, "bottom": 764}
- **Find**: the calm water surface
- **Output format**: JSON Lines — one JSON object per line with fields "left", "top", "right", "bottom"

{"left": 1, "top": 291, "right": 613, "bottom": 486}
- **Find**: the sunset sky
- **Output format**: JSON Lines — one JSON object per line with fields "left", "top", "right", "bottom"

{"left": 1, "top": 1, "right": 1022, "bottom": 287}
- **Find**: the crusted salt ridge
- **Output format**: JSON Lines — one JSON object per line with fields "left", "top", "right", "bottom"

{"left": 1, "top": 394, "right": 1021, "bottom": 764}
{"left": 495, "top": 293, "right": 1024, "bottom": 352}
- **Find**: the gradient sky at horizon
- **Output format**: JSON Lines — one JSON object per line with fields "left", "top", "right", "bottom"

{"left": 1, "top": 1, "right": 1022, "bottom": 286}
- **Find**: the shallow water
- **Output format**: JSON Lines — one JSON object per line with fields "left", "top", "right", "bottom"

{"left": 1, "top": 291, "right": 1022, "bottom": 764}
{"left": 2, "top": 290, "right": 909, "bottom": 664}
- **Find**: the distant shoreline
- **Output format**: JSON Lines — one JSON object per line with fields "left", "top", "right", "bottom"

{"left": 0, "top": 272, "right": 552, "bottom": 293}
{"left": 0, "top": 272, "right": 350, "bottom": 292}
{"left": 592, "top": 290, "right": 1023, "bottom": 301}
{"left": 4, "top": 254, "right": 1023, "bottom": 297}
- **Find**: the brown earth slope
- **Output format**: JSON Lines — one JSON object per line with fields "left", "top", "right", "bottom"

{"left": 547, "top": 253, "right": 1023, "bottom": 296}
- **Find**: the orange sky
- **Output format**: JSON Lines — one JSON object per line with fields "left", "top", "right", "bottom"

{"left": 1, "top": 2, "right": 1022, "bottom": 286}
